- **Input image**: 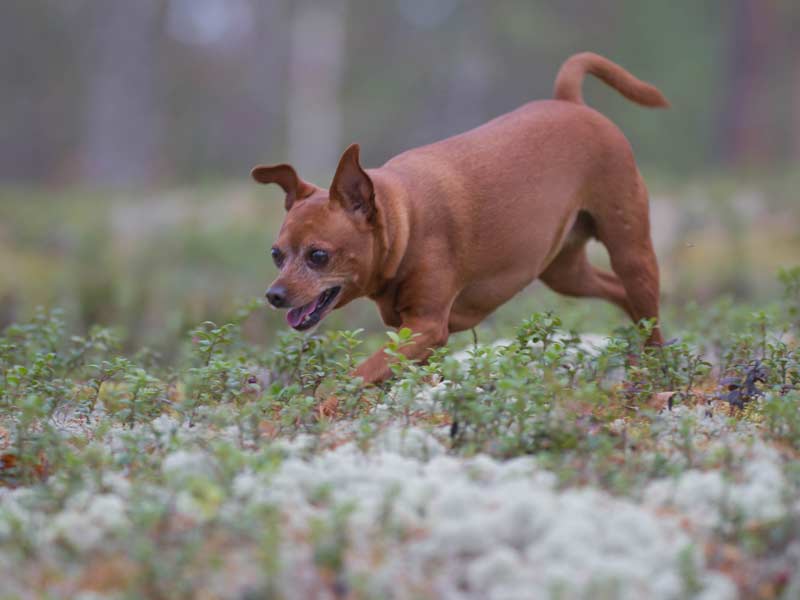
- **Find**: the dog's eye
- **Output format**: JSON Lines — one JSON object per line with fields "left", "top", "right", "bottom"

{"left": 307, "top": 249, "right": 329, "bottom": 268}
{"left": 271, "top": 247, "right": 284, "bottom": 267}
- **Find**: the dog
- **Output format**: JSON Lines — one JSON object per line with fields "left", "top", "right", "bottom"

{"left": 252, "top": 52, "right": 667, "bottom": 384}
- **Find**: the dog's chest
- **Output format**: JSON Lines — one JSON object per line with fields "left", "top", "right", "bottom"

{"left": 371, "top": 291, "right": 402, "bottom": 327}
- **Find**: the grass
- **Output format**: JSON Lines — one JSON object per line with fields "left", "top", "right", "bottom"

{"left": 0, "top": 268, "right": 798, "bottom": 598}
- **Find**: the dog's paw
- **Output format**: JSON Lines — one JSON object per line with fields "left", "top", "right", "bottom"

{"left": 317, "top": 395, "right": 340, "bottom": 419}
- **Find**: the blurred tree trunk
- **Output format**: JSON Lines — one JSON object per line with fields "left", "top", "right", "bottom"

{"left": 792, "top": 25, "right": 800, "bottom": 161}
{"left": 82, "top": 0, "right": 165, "bottom": 186}
{"left": 286, "top": 0, "right": 348, "bottom": 180}
{"left": 716, "top": 0, "right": 775, "bottom": 166}
{"left": 442, "top": 4, "right": 492, "bottom": 135}
{"left": 242, "top": 0, "right": 290, "bottom": 164}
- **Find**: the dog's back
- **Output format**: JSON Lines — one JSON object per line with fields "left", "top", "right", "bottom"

{"left": 382, "top": 53, "right": 668, "bottom": 278}
{"left": 377, "top": 54, "right": 667, "bottom": 347}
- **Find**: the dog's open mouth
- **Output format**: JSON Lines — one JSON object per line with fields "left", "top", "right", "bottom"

{"left": 286, "top": 286, "right": 341, "bottom": 331}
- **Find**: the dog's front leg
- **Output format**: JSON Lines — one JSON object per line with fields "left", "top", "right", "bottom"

{"left": 353, "top": 317, "right": 449, "bottom": 385}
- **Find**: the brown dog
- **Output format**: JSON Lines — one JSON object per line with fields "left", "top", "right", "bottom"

{"left": 252, "top": 52, "right": 667, "bottom": 384}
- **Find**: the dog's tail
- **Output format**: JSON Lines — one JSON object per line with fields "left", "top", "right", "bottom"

{"left": 554, "top": 52, "right": 669, "bottom": 108}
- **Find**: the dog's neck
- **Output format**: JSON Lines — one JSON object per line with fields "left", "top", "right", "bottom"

{"left": 366, "top": 168, "right": 411, "bottom": 295}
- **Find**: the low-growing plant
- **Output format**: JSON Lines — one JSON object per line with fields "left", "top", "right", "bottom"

{"left": 1, "top": 268, "right": 800, "bottom": 598}
{"left": 778, "top": 266, "right": 800, "bottom": 328}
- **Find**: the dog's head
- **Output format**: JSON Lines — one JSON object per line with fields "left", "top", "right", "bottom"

{"left": 252, "top": 144, "right": 380, "bottom": 331}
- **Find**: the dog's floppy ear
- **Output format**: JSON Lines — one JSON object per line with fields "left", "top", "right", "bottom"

{"left": 330, "top": 144, "right": 375, "bottom": 220}
{"left": 250, "top": 163, "right": 316, "bottom": 211}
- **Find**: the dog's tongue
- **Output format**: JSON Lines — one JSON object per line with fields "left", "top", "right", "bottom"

{"left": 287, "top": 296, "right": 320, "bottom": 328}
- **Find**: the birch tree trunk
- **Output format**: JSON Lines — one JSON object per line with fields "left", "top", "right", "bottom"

{"left": 242, "top": 0, "right": 290, "bottom": 164}
{"left": 286, "top": 0, "right": 348, "bottom": 181}
{"left": 82, "top": 0, "right": 164, "bottom": 186}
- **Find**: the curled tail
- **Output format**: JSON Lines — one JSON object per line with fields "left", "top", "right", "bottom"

{"left": 554, "top": 52, "right": 669, "bottom": 108}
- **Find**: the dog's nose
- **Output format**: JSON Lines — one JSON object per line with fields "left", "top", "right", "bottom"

{"left": 266, "top": 285, "right": 289, "bottom": 308}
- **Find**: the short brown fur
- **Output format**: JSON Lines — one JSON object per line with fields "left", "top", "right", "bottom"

{"left": 253, "top": 52, "right": 667, "bottom": 384}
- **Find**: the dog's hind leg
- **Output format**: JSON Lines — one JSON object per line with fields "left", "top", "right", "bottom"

{"left": 592, "top": 176, "right": 663, "bottom": 345}
{"left": 540, "top": 238, "right": 635, "bottom": 318}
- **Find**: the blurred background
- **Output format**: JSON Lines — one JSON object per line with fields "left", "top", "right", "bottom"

{"left": 1, "top": 0, "right": 799, "bottom": 356}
